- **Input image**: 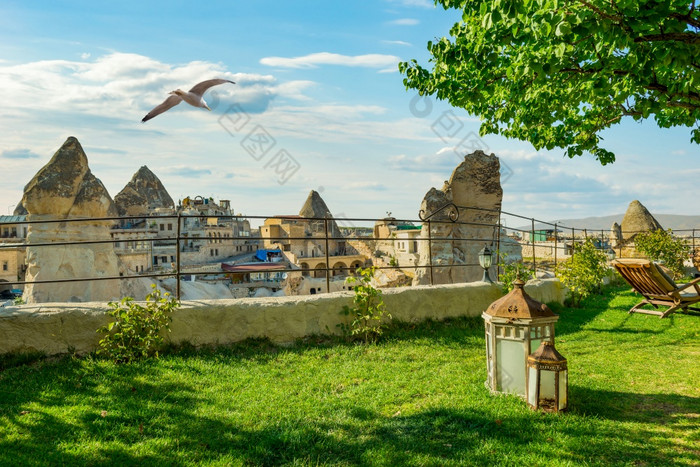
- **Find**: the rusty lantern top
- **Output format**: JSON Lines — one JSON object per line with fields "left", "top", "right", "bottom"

{"left": 484, "top": 279, "right": 557, "bottom": 320}
{"left": 527, "top": 341, "right": 567, "bottom": 369}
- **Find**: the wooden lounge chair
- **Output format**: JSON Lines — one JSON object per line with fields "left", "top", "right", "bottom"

{"left": 612, "top": 258, "right": 700, "bottom": 318}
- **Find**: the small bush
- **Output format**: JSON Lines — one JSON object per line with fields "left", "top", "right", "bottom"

{"left": 634, "top": 229, "right": 689, "bottom": 279}
{"left": 497, "top": 254, "right": 534, "bottom": 293}
{"left": 97, "top": 285, "right": 179, "bottom": 363}
{"left": 556, "top": 238, "right": 608, "bottom": 307}
{"left": 340, "top": 267, "right": 392, "bottom": 344}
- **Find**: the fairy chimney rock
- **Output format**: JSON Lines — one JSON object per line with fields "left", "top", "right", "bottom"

{"left": 114, "top": 165, "right": 174, "bottom": 216}
{"left": 620, "top": 200, "right": 662, "bottom": 242}
{"left": 20, "top": 136, "right": 120, "bottom": 304}
{"left": 414, "top": 150, "right": 508, "bottom": 285}
{"left": 299, "top": 190, "right": 341, "bottom": 236}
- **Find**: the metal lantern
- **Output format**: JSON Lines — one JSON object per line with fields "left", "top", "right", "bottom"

{"left": 482, "top": 279, "right": 559, "bottom": 397}
{"left": 478, "top": 245, "right": 494, "bottom": 283}
{"left": 527, "top": 341, "right": 568, "bottom": 413}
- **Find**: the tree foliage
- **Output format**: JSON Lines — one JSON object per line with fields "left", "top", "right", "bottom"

{"left": 399, "top": 0, "right": 699, "bottom": 164}
{"left": 634, "top": 228, "right": 690, "bottom": 279}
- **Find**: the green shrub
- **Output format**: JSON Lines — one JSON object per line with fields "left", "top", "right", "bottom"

{"left": 556, "top": 238, "right": 608, "bottom": 307}
{"left": 97, "top": 285, "right": 179, "bottom": 363}
{"left": 634, "top": 229, "right": 689, "bottom": 279}
{"left": 340, "top": 267, "right": 391, "bottom": 344}
{"left": 497, "top": 254, "right": 534, "bottom": 293}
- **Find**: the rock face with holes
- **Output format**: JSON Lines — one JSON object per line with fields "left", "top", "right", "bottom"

{"left": 413, "top": 150, "right": 505, "bottom": 285}
{"left": 114, "top": 165, "right": 174, "bottom": 216}
{"left": 20, "top": 136, "right": 121, "bottom": 304}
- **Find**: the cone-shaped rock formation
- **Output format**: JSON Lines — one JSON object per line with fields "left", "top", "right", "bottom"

{"left": 20, "top": 136, "right": 120, "bottom": 304}
{"left": 620, "top": 200, "right": 662, "bottom": 242}
{"left": 114, "top": 165, "right": 174, "bottom": 216}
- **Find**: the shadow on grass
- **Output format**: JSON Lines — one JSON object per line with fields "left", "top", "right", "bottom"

{"left": 1, "top": 354, "right": 698, "bottom": 466}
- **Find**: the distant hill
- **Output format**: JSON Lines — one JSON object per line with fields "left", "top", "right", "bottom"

{"left": 521, "top": 214, "right": 700, "bottom": 233}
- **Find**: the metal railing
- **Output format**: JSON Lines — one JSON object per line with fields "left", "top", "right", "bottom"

{"left": 0, "top": 205, "right": 696, "bottom": 300}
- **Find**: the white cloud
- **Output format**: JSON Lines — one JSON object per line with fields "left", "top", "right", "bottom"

{"left": 388, "top": 18, "right": 420, "bottom": 26}
{"left": 80, "top": 53, "right": 91, "bottom": 60}
{"left": 345, "top": 181, "right": 387, "bottom": 190}
{"left": 260, "top": 52, "right": 400, "bottom": 70}
{"left": 0, "top": 52, "right": 307, "bottom": 120}
{"left": 382, "top": 40, "right": 412, "bottom": 46}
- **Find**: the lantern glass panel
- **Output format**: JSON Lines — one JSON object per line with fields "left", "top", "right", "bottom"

{"left": 530, "top": 338, "right": 542, "bottom": 354}
{"left": 527, "top": 366, "right": 537, "bottom": 406}
{"left": 497, "top": 339, "right": 526, "bottom": 394}
{"left": 539, "top": 369, "right": 557, "bottom": 401}
{"left": 559, "top": 371, "right": 568, "bottom": 410}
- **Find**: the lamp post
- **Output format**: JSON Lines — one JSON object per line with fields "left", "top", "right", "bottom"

{"left": 478, "top": 244, "right": 494, "bottom": 283}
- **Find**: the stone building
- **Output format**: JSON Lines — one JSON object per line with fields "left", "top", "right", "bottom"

{"left": 0, "top": 215, "right": 28, "bottom": 285}
{"left": 260, "top": 190, "right": 366, "bottom": 279}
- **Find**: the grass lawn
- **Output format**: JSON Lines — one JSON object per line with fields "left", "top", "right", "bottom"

{"left": 1, "top": 285, "right": 699, "bottom": 466}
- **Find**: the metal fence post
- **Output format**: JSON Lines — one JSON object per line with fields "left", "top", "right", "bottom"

{"left": 531, "top": 218, "right": 536, "bottom": 275}
{"left": 554, "top": 222, "right": 558, "bottom": 271}
{"left": 496, "top": 214, "right": 502, "bottom": 281}
{"left": 571, "top": 227, "right": 575, "bottom": 259}
{"left": 427, "top": 220, "right": 434, "bottom": 285}
{"left": 324, "top": 217, "right": 330, "bottom": 293}
{"left": 176, "top": 213, "right": 181, "bottom": 301}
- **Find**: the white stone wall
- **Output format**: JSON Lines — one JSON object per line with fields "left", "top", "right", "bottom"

{"left": 0, "top": 279, "right": 567, "bottom": 356}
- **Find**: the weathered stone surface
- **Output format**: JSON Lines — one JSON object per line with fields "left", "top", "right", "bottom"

{"left": 298, "top": 190, "right": 342, "bottom": 237}
{"left": 114, "top": 166, "right": 174, "bottom": 216}
{"left": 0, "top": 279, "right": 566, "bottom": 356}
{"left": 20, "top": 137, "right": 121, "bottom": 304}
{"left": 621, "top": 200, "right": 662, "bottom": 242}
{"left": 610, "top": 222, "right": 622, "bottom": 248}
{"left": 12, "top": 201, "right": 27, "bottom": 216}
{"left": 414, "top": 150, "right": 507, "bottom": 285}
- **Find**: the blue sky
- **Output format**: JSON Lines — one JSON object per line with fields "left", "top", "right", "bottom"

{"left": 1, "top": 0, "right": 698, "bottom": 225}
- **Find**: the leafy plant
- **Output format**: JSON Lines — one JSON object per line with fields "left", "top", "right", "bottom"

{"left": 389, "top": 255, "right": 399, "bottom": 267}
{"left": 634, "top": 229, "right": 690, "bottom": 279}
{"left": 97, "top": 285, "right": 179, "bottom": 363}
{"left": 12, "top": 296, "right": 25, "bottom": 306}
{"left": 556, "top": 238, "right": 608, "bottom": 307}
{"left": 340, "top": 267, "right": 391, "bottom": 344}
{"left": 497, "top": 254, "right": 534, "bottom": 294}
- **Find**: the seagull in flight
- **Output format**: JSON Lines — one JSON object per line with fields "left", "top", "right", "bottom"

{"left": 141, "top": 78, "right": 235, "bottom": 122}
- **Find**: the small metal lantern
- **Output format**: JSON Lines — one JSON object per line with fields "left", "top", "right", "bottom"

{"left": 482, "top": 279, "right": 559, "bottom": 397}
{"left": 527, "top": 341, "right": 568, "bottom": 412}
{"left": 478, "top": 245, "right": 494, "bottom": 283}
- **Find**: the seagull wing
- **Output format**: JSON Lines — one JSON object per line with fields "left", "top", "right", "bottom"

{"left": 188, "top": 79, "right": 235, "bottom": 97}
{"left": 141, "top": 94, "right": 183, "bottom": 122}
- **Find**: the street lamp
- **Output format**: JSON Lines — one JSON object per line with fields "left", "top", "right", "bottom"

{"left": 478, "top": 244, "right": 494, "bottom": 283}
